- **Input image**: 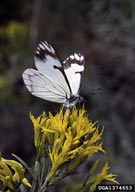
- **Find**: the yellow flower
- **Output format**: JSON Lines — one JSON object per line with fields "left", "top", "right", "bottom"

{"left": 29, "top": 106, "right": 119, "bottom": 191}
{"left": 31, "top": 107, "right": 105, "bottom": 179}
{"left": 0, "top": 156, "right": 31, "bottom": 190}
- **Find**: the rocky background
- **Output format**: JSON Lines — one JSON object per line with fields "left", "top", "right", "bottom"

{"left": 0, "top": 0, "right": 134, "bottom": 189}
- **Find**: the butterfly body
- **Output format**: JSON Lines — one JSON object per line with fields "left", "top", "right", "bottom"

{"left": 22, "top": 41, "right": 85, "bottom": 107}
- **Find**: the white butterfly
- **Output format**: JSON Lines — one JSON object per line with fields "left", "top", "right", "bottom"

{"left": 22, "top": 41, "right": 85, "bottom": 107}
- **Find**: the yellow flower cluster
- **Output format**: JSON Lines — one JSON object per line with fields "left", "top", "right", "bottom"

{"left": 30, "top": 107, "right": 104, "bottom": 180}
{"left": 0, "top": 155, "right": 31, "bottom": 191}
{"left": 0, "top": 107, "right": 119, "bottom": 191}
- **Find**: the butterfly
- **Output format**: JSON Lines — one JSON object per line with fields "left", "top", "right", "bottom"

{"left": 22, "top": 41, "right": 85, "bottom": 107}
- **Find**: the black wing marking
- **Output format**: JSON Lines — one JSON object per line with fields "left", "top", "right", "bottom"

{"left": 35, "top": 41, "right": 59, "bottom": 61}
{"left": 63, "top": 53, "right": 85, "bottom": 69}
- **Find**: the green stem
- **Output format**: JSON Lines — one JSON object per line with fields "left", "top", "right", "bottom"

{"left": 30, "top": 161, "right": 39, "bottom": 192}
{"left": 41, "top": 177, "right": 50, "bottom": 192}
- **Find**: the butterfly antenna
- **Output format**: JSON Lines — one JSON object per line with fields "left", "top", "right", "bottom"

{"left": 91, "top": 87, "right": 101, "bottom": 95}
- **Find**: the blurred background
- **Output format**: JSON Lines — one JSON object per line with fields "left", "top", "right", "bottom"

{"left": 0, "top": 0, "right": 135, "bottom": 190}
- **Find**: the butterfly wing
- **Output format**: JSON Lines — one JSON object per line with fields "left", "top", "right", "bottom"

{"left": 22, "top": 68, "right": 67, "bottom": 103}
{"left": 22, "top": 41, "right": 72, "bottom": 103}
{"left": 63, "top": 53, "right": 85, "bottom": 96}
{"left": 34, "top": 41, "right": 71, "bottom": 98}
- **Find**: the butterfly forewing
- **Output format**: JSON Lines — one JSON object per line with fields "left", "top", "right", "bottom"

{"left": 34, "top": 41, "right": 71, "bottom": 98}
{"left": 63, "top": 53, "right": 85, "bottom": 96}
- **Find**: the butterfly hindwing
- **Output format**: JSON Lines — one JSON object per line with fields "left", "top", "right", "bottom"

{"left": 63, "top": 53, "right": 85, "bottom": 96}
{"left": 22, "top": 68, "right": 67, "bottom": 103}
